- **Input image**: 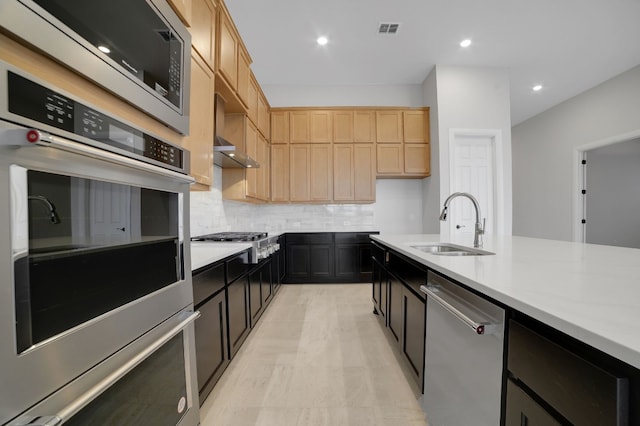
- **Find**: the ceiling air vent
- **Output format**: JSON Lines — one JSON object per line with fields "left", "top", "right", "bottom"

{"left": 378, "top": 23, "right": 400, "bottom": 35}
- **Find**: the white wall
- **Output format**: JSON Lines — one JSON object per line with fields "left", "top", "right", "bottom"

{"left": 421, "top": 68, "right": 440, "bottom": 233}
{"left": 585, "top": 138, "right": 640, "bottom": 248}
{"left": 190, "top": 166, "right": 424, "bottom": 237}
{"left": 512, "top": 65, "right": 640, "bottom": 241}
{"left": 262, "top": 84, "right": 424, "bottom": 107}
{"left": 427, "top": 65, "right": 513, "bottom": 237}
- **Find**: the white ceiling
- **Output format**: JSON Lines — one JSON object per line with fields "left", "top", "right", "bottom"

{"left": 225, "top": 0, "right": 640, "bottom": 125}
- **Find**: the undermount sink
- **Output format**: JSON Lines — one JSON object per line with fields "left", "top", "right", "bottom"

{"left": 410, "top": 243, "right": 494, "bottom": 256}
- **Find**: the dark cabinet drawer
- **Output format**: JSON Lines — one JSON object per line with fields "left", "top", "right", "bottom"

{"left": 227, "top": 250, "right": 250, "bottom": 284}
{"left": 505, "top": 379, "right": 562, "bottom": 426}
{"left": 192, "top": 262, "right": 225, "bottom": 306}
{"left": 508, "top": 320, "right": 629, "bottom": 425}
{"left": 286, "top": 232, "right": 333, "bottom": 244}
{"left": 388, "top": 253, "right": 427, "bottom": 299}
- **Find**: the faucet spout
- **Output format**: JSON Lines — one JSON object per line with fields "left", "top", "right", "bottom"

{"left": 28, "top": 195, "right": 61, "bottom": 224}
{"left": 440, "top": 192, "right": 484, "bottom": 248}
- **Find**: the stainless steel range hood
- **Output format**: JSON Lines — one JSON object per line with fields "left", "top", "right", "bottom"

{"left": 213, "top": 95, "right": 260, "bottom": 169}
{"left": 214, "top": 136, "right": 259, "bottom": 168}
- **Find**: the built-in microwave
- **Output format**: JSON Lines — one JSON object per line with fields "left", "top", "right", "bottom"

{"left": 0, "top": 0, "right": 192, "bottom": 135}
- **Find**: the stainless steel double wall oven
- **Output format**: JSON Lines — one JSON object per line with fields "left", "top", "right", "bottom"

{"left": 0, "top": 62, "right": 199, "bottom": 425}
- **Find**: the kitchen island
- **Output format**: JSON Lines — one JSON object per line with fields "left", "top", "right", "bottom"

{"left": 372, "top": 233, "right": 640, "bottom": 425}
{"left": 372, "top": 233, "right": 640, "bottom": 369}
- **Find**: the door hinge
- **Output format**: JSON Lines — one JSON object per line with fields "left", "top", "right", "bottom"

{"left": 581, "top": 189, "right": 586, "bottom": 194}
{"left": 581, "top": 159, "right": 586, "bottom": 165}
{"left": 581, "top": 219, "right": 586, "bottom": 224}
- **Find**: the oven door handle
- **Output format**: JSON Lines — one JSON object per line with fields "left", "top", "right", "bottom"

{"left": 13, "top": 311, "right": 200, "bottom": 425}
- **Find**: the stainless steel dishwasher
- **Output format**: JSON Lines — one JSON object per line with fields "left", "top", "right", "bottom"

{"left": 420, "top": 272, "right": 505, "bottom": 426}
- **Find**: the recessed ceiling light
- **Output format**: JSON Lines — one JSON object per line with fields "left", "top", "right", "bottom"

{"left": 97, "top": 45, "right": 111, "bottom": 54}
{"left": 317, "top": 36, "right": 328, "bottom": 46}
{"left": 532, "top": 84, "right": 543, "bottom": 92}
{"left": 460, "top": 39, "right": 472, "bottom": 48}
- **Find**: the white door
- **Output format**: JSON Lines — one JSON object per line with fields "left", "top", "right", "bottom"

{"left": 90, "top": 181, "right": 131, "bottom": 242}
{"left": 450, "top": 134, "right": 495, "bottom": 238}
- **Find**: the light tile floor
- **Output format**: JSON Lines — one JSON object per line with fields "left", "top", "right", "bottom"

{"left": 199, "top": 284, "right": 428, "bottom": 426}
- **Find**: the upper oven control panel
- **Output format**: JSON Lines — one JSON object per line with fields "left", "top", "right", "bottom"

{"left": 3, "top": 68, "right": 188, "bottom": 174}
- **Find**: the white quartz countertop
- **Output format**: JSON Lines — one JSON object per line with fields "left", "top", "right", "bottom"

{"left": 190, "top": 241, "right": 251, "bottom": 271}
{"left": 371, "top": 234, "right": 640, "bottom": 369}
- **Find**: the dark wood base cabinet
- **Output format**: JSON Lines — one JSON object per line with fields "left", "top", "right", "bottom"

{"left": 284, "top": 232, "right": 378, "bottom": 283}
{"left": 194, "top": 289, "right": 228, "bottom": 404}
{"left": 227, "top": 274, "right": 250, "bottom": 359}
{"left": 507, "top": 318, "right": 635, "bottom": 425}
{"left": 249, "top": 258, "right": 272, "bottom": 327}
{"left": 373, "top": 244, "right": 427, "bottom": 391}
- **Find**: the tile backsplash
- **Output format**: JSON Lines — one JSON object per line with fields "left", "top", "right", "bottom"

{"left": 189, "top": 166, "right": 423, "bottom": 237}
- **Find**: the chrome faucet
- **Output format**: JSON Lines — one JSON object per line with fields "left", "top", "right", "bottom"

{"left": 439, "top": 192, "right": 485, "bottom": 248}
{"left": 28, "top": 195, "right": 61, "bottom": 224}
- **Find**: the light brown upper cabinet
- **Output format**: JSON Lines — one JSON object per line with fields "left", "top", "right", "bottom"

{"left": 182, "top": 50, "right": 215, "bottom": 190}
{"left": 290, "top": 111, "right": 309, "bottom": 143}
{"left": 289, "top": 144, "right": 310, "bottom": 201}
{"left": 289, "top": 144, "right": 332, "bottom": 202}
{"left": 354, "top": 111, "right": 376, "bottom": 143}
{"left": 167, "top": 0, "right": 192, "bottom": 26}
{"left": 236, "top": 46, "right": 251, "bottom": 108}
{"left": 257, "top": 90, "right": 270, "bottom": 138}
{"left": 404, "top": 143, "right": 430, "bottom": 175}
{"left": 190, "top": 0, "right": 216, "bottom": 70}
{"left": 217, "top": 6, "right": 238, "bottom": 90}
{"left": 271, "top": 111, "right": 289, "bottom": 144}
{"left": 289, "top": 110, "right": 333, "bottom": 143}
{"left": 404, "top": 110, "right": 429, "bottom": 143}
{"left": 376, "top": 144, "right": 403, "bottom": 175}
{"left": 270, "top": 144, "right": 290, "bottom": 202}
{"left": 333, "top": 143, "right": 375, "bottom": 202}
{"left": 376, "top": 110, "right": 403, "bottom": 143}
{"left": 333, "top": 111, "right": 353, "bottom": 143}
{"left": 247, "top": 75, "right": 258, "bottom": 124}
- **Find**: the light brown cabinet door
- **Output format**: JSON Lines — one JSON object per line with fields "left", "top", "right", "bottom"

{"left": 309, "top": 111, "right": 332, "bottom": 142}
{"left": 376, "top": 144, "right": 403, "bottom": 175}
{"left": 236, "top": 48, "right": 251, "bottom": 108}
{"left": 247, "top": 75, "right": 258, "bottom": 124}
{"left": 290, "top": 111, "right": 309, "bottom": 143}
{"left": 404, "top": 144, "right": 430, "bottom": 175}
{"left": 333, "top": 144, "right": 355, "bottom": 201}
{"left": 167, "top": 0, "right": 192, "bottom": 26}
{"left": 404, "top": 110, "right": 429, "bottom": 143}
{"left": 310, "top": 144, "right": 332, "bottom": 201}
{"left": 354, "top": 144, "right": 376, "bottom": 201}
{"left": 217, "top": 8, "right": 238, "bottom": 89}
{"left": 332, "top": 144, "right": 376, "bottom": 202}
{"left": 376, "top": 110, "right": 403, "bottom": 143}
{"left": 258, "top": 134, "right": 270, "bottom": 200}
{"left": 271, "top": 144, "right": 290, "bottom": 202}
{"left": 257, "top": 92, "right": 269, "bottom": 138}
{"left": 290, "top": 144, "right": 310, "bottom": 201}
{"left": 333, "top": 111, "right": 353, "bottom": 143}
{"left": 270, "top": 111, "right": 289, "bottom": 144}
{"left": 182, "top": 51, "right": 214, "bottom": 188}
{"left": 354, "top": 111, "right": 376, "bottom": 143}
{"left": 245, "top": 121, "right": 259, "bottom": 198}
{"left": 190, "top": 0, "right": 215, "bottom": 70}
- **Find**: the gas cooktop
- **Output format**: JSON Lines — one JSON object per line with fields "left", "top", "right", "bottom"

{"left": 191, "top": 232, "right": 268, "bottom": 242}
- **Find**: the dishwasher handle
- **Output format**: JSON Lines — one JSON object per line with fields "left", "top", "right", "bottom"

{"left": 420, "top": 285, "right": 495, "bottom": 335}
